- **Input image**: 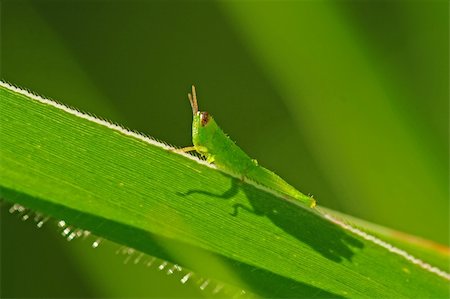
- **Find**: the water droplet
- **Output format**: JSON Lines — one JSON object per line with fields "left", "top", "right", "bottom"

{"left": 75, "top": 230, "right": 83, "bottom": 238}
{"left": 36, "top": 217, "right": 49, "bottom": 228}
{"left": 200, "top": 279, "right": 210, "bottom": 290}
{"left": 119, "top": 247, "right": 129, "bottom": 255}
{"left": 8, "top": 204, "right": 19, "bottom": 214}
{"left": 213, "top": 284, "right": 224, "bottom": 294}
{"left": 134, "top": 253, "right": 144, "bottom": 264}
{"left": 123, "top": 248, "right": 135, "bottom": 264}
{"left": 123, "top": 255, "right": 132, "bottom": 264}
{"left": 67, "top": 232, "right": 76, "bottom": 241}
{"left": 238, "top": 290, "right": 246, "bottom": 297}
{"left": 9, "top": 204, "right": 25, "bottom": 214}
{"left": 158, "top": 261, "right": 168, "bottom": 270}
{"left": 232, "top": 290, "right": 246, "bottom": 299}
{"left": 181, "top": 272, "right": 192, "bottom": 284}
{"left": 58, "top": 220, "right": 66, "bottom": 228}
{"left": 33, "top": 213, "right": 42, "bottom": 222}
{"left": 146, "top": 257, "right": 156, "bottom": 267}
{"left": 21, "top": 213, "right": 30, "bottom": 221}
{"left": 92, "top": 239, "right": 102, "bottom": 248}
{"left": 116, "top": 246, "right": 125, "bottom": 255}
{"left": 167, "top": 264, "right": 182, "bottom": 275}
{"left": 62, "top": 227, "right": 71, "bottom": 237}
{"left": 82, "top": 230, "right": 91, "bottom": 238}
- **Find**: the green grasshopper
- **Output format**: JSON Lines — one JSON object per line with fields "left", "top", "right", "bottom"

{"left": 180, "top": 86, "right": 316, "bottom": 208}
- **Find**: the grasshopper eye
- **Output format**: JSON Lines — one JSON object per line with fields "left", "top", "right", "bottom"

{"left": 200, "top": 112, "right": 210, "bottom": 126}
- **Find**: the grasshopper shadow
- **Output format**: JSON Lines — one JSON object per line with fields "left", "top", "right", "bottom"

{"left": 180, "top": 177, "right": 364, "bottom": 263}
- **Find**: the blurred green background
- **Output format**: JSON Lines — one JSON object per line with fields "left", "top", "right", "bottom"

{"left": 1, "top": 0, "right": 448, "bottom": 297}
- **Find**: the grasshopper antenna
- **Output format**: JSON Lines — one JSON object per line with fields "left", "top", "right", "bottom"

{"left": 188, "top": 85, "right": 198, "bottom": 115}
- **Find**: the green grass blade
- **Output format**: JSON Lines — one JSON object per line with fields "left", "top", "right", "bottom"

{"left": 322, "top": 208, "right": 450, "bottom": 273}
{"left": 1, "top": 82, "right": 448, "bottom": 298}
{"left": 221, "top": 1, "right": 448, "bottom": 245}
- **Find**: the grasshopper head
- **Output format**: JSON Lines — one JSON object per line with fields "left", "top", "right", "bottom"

{"left": 188, "top": 86, "right": 217, "bottom": 149}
